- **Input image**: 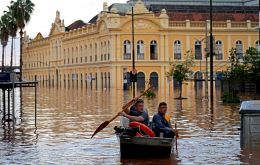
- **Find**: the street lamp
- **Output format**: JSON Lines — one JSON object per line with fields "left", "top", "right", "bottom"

{"left": 209, "top": 0, "right": 214, "bottom": 103}
{"left": 130, "top": 6, "right": 137, "bottom": 98}
{"left": 132, "top": 6, "right": 136, "bottom": 98}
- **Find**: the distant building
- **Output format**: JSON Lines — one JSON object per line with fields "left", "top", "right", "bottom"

{"left": 23, "top": 0, "right": 259, "bottom": 91}
{"left": 127, "top": 0, "right": 259, "bottom": 6}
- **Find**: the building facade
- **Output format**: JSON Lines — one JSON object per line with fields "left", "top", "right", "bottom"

{"left": 23, "top": 0, "right": 259, "bottom": 91}
{"left": 127, "top": 0, "right": 259, "bottom": 6}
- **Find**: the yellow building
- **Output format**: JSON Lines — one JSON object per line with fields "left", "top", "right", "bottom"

{"left": 23, "top": 0, "right": 259, "bottom": 91}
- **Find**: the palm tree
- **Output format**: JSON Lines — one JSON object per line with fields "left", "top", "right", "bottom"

{"left": 5, "top": 8, "right": 17, "bottom": 69}
{"left": 10, "top": 0, "right": 34, "bottom": 81}
{"left": 0, "top": 14, "right": 9, "bottom": 73}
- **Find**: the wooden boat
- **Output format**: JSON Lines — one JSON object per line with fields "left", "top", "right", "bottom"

{"left": 115, "top": 126, "right": 174, "bottom": 158}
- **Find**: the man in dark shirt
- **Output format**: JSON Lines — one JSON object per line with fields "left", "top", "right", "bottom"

{"left": 120, "top": 99, "right": 149, "bottom": 126}
{"left": 152, "top": 102, "right": 178, "bottom": 138}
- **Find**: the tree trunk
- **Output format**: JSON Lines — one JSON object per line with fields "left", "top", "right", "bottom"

{"left": 19, "top": 29, "right": 23, "bottom": 81}
{"left": 1, "top": 45, "right": 5, "bottom": 73}
{"left": 179, "top": 81, "right": 182, "bottom": 99}
{"left": 10, "top": 36, "right": 14, "bottom": 69}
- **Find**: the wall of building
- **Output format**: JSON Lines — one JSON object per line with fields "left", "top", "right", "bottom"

{"left": 22, "top": 1, "right": 259, "bottom": 90}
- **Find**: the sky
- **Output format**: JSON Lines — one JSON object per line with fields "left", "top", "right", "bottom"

{"left": 0, "top": 0, "right": 127, "bottom": 65}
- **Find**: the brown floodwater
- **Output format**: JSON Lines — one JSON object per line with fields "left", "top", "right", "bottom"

{"left": 1, "top": 82, "right": 260, "bottom": 164}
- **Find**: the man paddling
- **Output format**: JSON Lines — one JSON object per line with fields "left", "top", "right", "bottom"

{"left": 120, "top": 99, "right": 149, "bottom": 126}
{"left": 151, "top": 102, "right": 178, "bottom": 138}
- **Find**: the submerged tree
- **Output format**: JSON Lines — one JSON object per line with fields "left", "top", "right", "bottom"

{"left": 166, "top": 51, "right": 194, "bottom": 99}
{"left": 222, "top": 47, "right": 260, "bottom": 102}
{"left": 243, "top": 47, "right": 260, "bottom": 81}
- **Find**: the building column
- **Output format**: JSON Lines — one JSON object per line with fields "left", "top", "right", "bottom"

{"left": 165, "top": 34, "right": 169, "bottom": 61}
{"left": 164, "top": 66, "right": 170, "bottom": 96}
{"left": 97, "top": 70, "right": 102, "bottom": 90}
{"left": 116, "top": 66, "right": 122, "bottom": 90}
{"left": 111, "top": 66, "right": 117, "bottom": 89}
{"left": 160, "top": 66, "right": 166, "bottom": 91}
{"left": 160, "top": 34, "right": 165, "bottom": 61}
{"left": 111, "top": 35, "right": 116, "bottom": 61}
{"left": 227, "top": 35, "right": 231, "bottom": 61}
{"left": 186, "top": 34, "right": 190, "bottom": 51}
{"left": 247, "top": 35, "right": 251, "bottom": 48}
{"left": 116, "top": 34, "right": 121, "bottom": 61}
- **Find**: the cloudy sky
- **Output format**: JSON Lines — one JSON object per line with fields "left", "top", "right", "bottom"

{"left": 0, "top": 0, "right": 126, "bottom": 65}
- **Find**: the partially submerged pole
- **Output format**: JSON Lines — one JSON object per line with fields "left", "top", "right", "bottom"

{"left": 205, "top": 20, "right": 209, "bottom": 99}
{"left": 209, "top": 0, "right": 214, "bottom": 103}
{"left": 12, "top": 72, "right": 15, "bottom": 122}
{"left": 3, "top": 89, "right": 6, "bottom": 122}
{"left": 35, "top": 75, "right": 37, "bottom": 127}
{"left": 131, "top": 6, "right": 136, "bottom": 98}
{"left": 7, "top": 89, "right": 10, "bottom": 121}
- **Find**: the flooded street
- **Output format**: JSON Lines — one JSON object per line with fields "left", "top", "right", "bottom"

{"left": 1, "top": 82, "right": 260, "bottom": 164}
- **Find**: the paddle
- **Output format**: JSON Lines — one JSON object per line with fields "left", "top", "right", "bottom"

{"left": 91, "top": 86, "right": 153, "bottom": 138}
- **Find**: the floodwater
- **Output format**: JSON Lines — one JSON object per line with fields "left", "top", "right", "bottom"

{"left": 0, "top": 82, "right": 260, "bottom": 165}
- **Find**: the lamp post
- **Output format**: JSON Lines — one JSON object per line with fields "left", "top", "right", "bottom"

{"left": 205, "top": 20, "right": 209, "bottom": 99}
{"left": 210, "top": 0, "right": 214, "bottom": 103}
{"left": 258, "top": 0, "right": 260, "bottom": 49}
{"left": 131, "top": 6, "right": 136, "bottom": 98}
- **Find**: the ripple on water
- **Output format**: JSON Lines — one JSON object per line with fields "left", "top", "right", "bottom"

{"left": 0, "top": 85, "right": 259, "bottom": 164}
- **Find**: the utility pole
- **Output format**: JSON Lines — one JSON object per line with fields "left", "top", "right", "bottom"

{"left": 259, "top": 0, "right": 260, "bottom": 49}
{"left": 131, "top": 6, "right": 136, "bottom": 98}
{"left": 210, "top": 0, "right": 214, "bottom": 102}
{"left": 205, "top": 20, "right": 208, "bottom": 99}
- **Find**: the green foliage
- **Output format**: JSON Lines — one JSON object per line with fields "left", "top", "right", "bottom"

{"left": 166, "top": 50, "right": 194, "bottom": 82}
{"left": 166, "top": 51, "right": 194, "bottom": 99}
{"left": 221, "top": 92, "right": 240, "bottom": 103}
{"left": 4, "top": 9, "right": 17, "bottom": 37}
{"left": 222, "top": 47, "right": 260, "bottom": 102}
{"left": 143, "top": 90, "right": 156, "bottom": 98}
{"left": 224, "top": 47, "right": 260, "bottom": 82}
{"left": 0, "top": 0, "right": 35, "bottom": 70}
{"left": 10, "top": 0, "right": 35, "bottom": 30}
{"left": 243, "top": 47, "right": 260, "bottom": 80}
{"left": 0, "top": 15, "right": 9, "bottom": 46}
{"left": 0, "top": 14, "right": 10, "bottom": 72}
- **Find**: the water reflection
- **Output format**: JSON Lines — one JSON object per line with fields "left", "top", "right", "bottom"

{"left": 0, "top": 82, "right": 259, "bottom": 164}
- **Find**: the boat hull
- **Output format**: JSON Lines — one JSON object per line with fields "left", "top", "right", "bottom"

{"left": 119, "top": 135, "right": 174, "bottom": 158}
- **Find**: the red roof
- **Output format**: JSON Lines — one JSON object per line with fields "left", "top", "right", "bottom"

{"left": 66, "top": 20, "right": 87, "bottom": 31}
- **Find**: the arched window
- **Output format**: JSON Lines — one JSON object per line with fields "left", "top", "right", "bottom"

{"left": 101, "top": 42, "right": 103, "bottom": 54}
{"left": 100, "top": 42, "right": 103, "bottom": 61}
{"left": 104, "top": 42, "right": 107, "bottom": 61}
{"left": 95, "top": 43, "right": 97, "bottom": 61}
{"left": 123, "top": 40, "right": 131, "bottom": 60}
{"left": 256, "top": 40, "right": 260, "bottom": 52}
{"left": 195, "top": 40, "right": 202, "bottom": 60}
{"left": 80, "top": 46, "right": 83, "bottom": 63}
{"left": 137, "top": 40, "right": 144, "bottom": 60}
{"left": 108, "top": 41, "right": 110, "bottom": 60}
{"left": 90, "top": 44, "right": 92, "bottom": 62}
{"left": 215, "top": 40, "right": 223, "bottom": 60}
{"left": 75, "top": 47, "right": 78, "bottom": 63}
{"left": 236, "top": 40, "right": 243, "bottom": 59}
{"left": 137, "top": 72, "right": 145, "bottom": 90}
{"left": 174, "top": 40, "right": 182, "bottom": 60}
{"left": 84, "top": 45, "right": 88, "bottom": 63}
{"left": 150, "top": 40, "right": 158, "bottom": 60}
{"left": 150, "top": 72, "right": 159, "bottom": 88}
